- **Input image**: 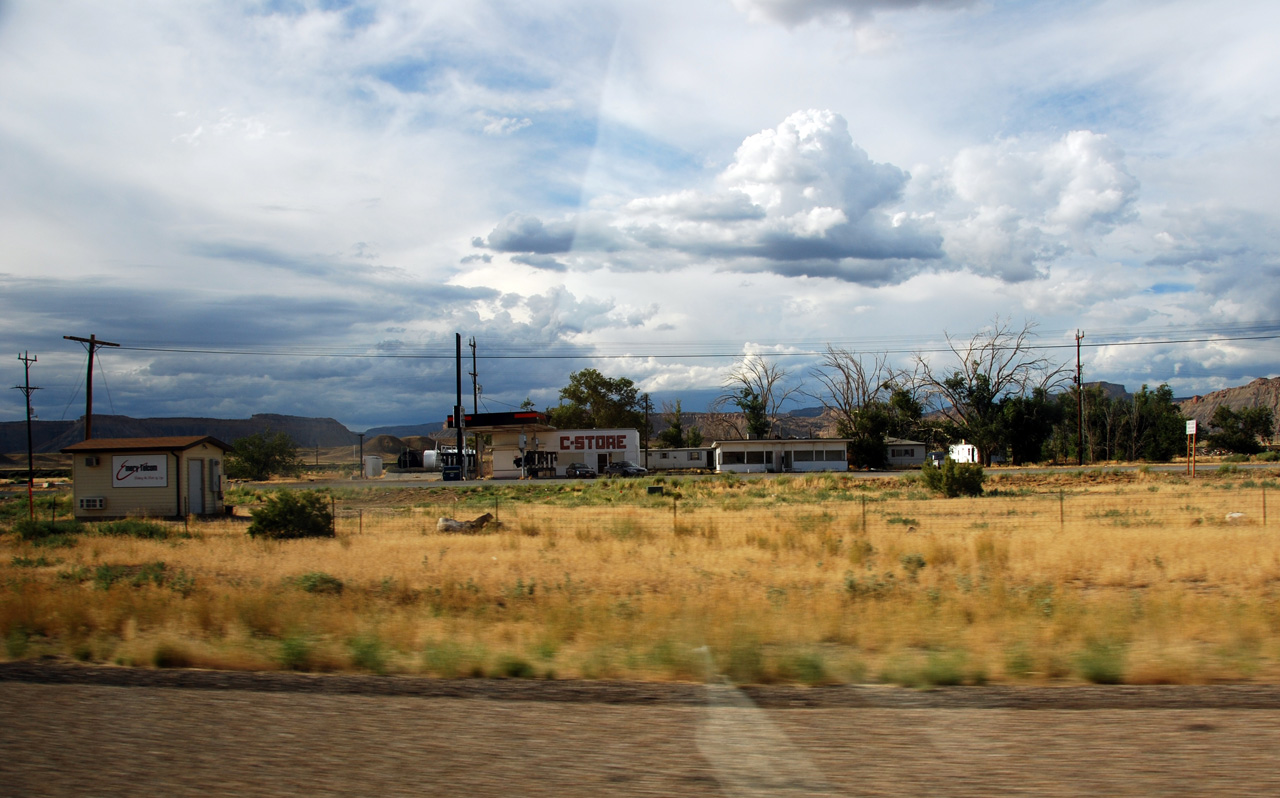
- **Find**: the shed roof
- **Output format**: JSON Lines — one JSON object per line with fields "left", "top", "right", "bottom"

{"left": 62, "top": 436, "right": 233, "bottom": 454}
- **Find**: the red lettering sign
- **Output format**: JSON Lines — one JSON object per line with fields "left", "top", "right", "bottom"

{"left": 560, "top": 436, "right": 570, "bottom": 449}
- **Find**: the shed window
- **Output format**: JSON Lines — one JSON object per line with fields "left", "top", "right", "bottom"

{"left": 746, "top": 451, "right": 765, "bottom": 464}
{"left": 793, "top": 450, "right": 813, "bottom": 462}
{"left": 688, "top": 451, "right": 701, "bottom": 460}
{"left": 824, "top": 450, "right": 846, "bottom": 462}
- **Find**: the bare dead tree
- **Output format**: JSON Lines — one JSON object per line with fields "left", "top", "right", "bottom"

{"left": 806, "top": 347, "right": 926, "bottom": 466}
{"left": 807, "top": 347, "right": 899, "bottom": 434}
{"left": 914, "top": 317, "right": 1071, "bottom": 463}
{"left": 713, "top": 355, "right": 802, "bottom": 438}
{"left": 701, "top": 411, "right": 746, "bottom": 442}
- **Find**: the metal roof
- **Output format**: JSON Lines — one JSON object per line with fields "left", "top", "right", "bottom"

{"left": 62, "top": 435, "right": 234, "bottom": 454}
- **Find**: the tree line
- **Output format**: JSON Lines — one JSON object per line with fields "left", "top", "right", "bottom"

{"left": 537, "top": 317, "right": 1274, "bottom": 469}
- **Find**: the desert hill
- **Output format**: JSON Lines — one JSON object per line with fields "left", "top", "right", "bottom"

{"left": 1178, "top": 377, "right": 1280, "bottom": 433}
{"left": 0, "top": 413, "right": 358, "bottom": 455}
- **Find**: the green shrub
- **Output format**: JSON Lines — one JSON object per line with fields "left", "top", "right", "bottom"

{"left": 96, "top": 519, "right": 171, "bottom": 540}
{"left": 247, "top": 490, "right": 334, "bottom": 540}
{"left": 920, "top": 458, "right": 985, "bottom": 497}
{"left": 496, "top": 655, "right": 535, "bottom": 679}
{"left": 1258, "top": 451, "right": 1279, "bottom": 462}
{"left": 279, "top": 635, "right": 312, "bottom": 670}
{"left": 899, "top": 553, "right": 927, "bottom": 581}
{"left": 349, "top": 635, "right": 387, "bottom": 674}
{"left": 13, "top": 519, "right": 84, "bottom": 543}
{"left": 1076, "top": 641, "right": 1126, "bottom": 684}
{"left": 290, "top": 571, "right": 344, "bottom": 595}
{"left": 93, "top": 561, "right": 168, "bottom": 591}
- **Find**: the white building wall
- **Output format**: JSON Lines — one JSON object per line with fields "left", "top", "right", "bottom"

{"left": 487, "top": 429, "right": 640, "bottom": 478}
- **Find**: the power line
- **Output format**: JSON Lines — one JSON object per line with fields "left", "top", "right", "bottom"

{"left": 112, "top": 330, "right": 1280, "bottom": 361}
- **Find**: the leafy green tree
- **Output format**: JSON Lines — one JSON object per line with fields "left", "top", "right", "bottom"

{"left": 734, "top": 388, "right": 770, "bottom": 439}
{"left": 834, "top": 403, "right": 890, "bottom": 469}
{"left": 1128, "top": 384, "right": 1185, "bottom": 461}
{"left": 999, "top": 388, "right": 1062, "bottom": 465}
{"left": 686, "top": 426, "right": 704, "bottom": 447}
{"left": 546, "top": 368, "right": 643, "bottom": 430}
{"left": 226, "top": 431, "right": 303, "bottom": 481}
{"left": 657, "top": 400, "right": 686, "bottom": 448}
{"left": 1208, "top": 405, "right": 1275, "bottom": 454}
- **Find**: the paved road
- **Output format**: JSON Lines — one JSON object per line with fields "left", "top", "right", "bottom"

{"left": 4, "top": 666, "right": 1280, "bottom": 797}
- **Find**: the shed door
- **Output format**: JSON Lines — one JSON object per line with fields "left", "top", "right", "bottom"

{"left": 188, "top": 459, "right": 204, "bottom": 515}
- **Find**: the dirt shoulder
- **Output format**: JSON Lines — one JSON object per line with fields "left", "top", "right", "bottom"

{"left": 6, "top": 661, "right": 1280, "bottom": 709}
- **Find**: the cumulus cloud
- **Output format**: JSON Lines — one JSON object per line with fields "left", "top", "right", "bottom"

{"left": 732, "top": 0, "right": 972, "bottom": 28}
{"left": 925, "top": 130, "right": 1139, "bottom": 280}
{"left": 478, "top": 214, "right": 577, "bottom": 254}
{"left": 476, "top": 109, "right": 944, "bottom": 284}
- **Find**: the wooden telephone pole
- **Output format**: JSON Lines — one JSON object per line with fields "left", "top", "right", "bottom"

{"left": 13, "top": 352, "right": 40, "bottom": 520}
{"left": 63, "top": 334, "right": 119, "bottom": 440}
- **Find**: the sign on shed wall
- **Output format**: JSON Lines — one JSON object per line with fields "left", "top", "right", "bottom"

{"left": 112, "top": 455, "right": 169, "bottom": 488}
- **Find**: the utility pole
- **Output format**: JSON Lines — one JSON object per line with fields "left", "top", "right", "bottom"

{"left": 63, "top": 334, "right": 120, "bottom": 440}
{"left": 357, "top": 433, "right": 365, "bottom": 479}
{"left": 13, "top": 352, "right": 40, "bottom": 520}
{"left": 1075, "top": 330, "right": 1084, "bottom": 467}
{"left": 642, "top": 392, "right": 652, "bottom": 469}
{"left": 455, "top": 333, "right": 466, "bottom": 480}
{"left": 468, "top": 336, "right": 479, "bottom": 415}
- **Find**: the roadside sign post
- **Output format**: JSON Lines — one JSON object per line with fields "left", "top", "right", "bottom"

{"left": 1186, "top": 420, "right": 1197, "bottom": 477}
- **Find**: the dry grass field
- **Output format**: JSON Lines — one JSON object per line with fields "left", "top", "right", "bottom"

{"left": 2, "top": 466, "right": 1279, "bottom": 686}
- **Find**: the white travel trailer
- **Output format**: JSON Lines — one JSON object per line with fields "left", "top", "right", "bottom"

{"left": 714, "top": 439, "right": 850, "bottom": 474}
{"left": 948, "top": 442, "right": 980, "bottom": 464}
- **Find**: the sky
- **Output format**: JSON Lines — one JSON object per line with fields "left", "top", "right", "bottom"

{"left": 2, "top": 0, "right": 1278, "bottom": 432}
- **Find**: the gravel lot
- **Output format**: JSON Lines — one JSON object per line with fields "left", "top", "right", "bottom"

{"left": 4, "top": 663, "right": 1280, "bottom": 796}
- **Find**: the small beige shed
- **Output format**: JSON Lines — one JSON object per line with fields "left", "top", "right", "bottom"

{"left": 61, "top": 436, "right": 233, "bottom": 519}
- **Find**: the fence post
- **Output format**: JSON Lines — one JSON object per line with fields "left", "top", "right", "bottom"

{"left": 359, "top": 509, "right": 363, "bottom": 535}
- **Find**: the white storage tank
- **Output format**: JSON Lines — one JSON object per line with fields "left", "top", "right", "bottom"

{"left": 362, "top": 455, "right": 383, "bottom": 477}
{"left": 422, "top": 450, "right": 440, "bottom": 471}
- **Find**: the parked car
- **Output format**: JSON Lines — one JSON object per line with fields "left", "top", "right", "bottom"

{"left": 564, "top": 462, "right": 597, "bottom": 479}
{"left": 603, "top": 460, "right": 648, "bottom": 477}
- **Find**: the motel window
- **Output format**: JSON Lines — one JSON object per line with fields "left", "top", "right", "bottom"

{"left": 746, "top": 451, "right": 765, "bottom": 464}
{"left": 793, "top": 450, "right": 813, "bottom": 462}
{"left": 660, "top": 452, "right": 669, "bottom": 459}
{"left": 688, "top": 451, "right": 701, "bottom": 460}
{"left": 722, "top": 451, "right": 746, "bottom": 465}
{"left": 824, "top": 450, "right": 845, "bottom": 462}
